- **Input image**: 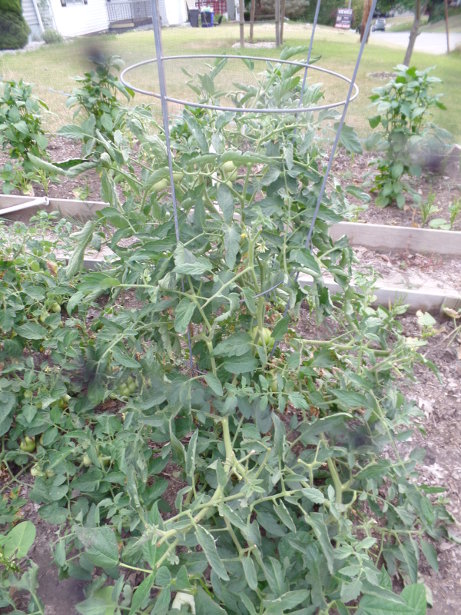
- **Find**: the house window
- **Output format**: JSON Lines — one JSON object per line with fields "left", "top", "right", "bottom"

{"left": 60, "top": 0, "right": 88, "bottom": 6}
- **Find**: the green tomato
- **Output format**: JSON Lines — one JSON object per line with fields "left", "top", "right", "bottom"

{"left": 222, "top": 161, "right": 236, "bottom": 174}
{"left": 50, "top": 302, "right": 61, "bottom": 314}
{"left": 82, "top": 453, "right": 92, "bottom": 467}
{"left": 19, "top": 436, "right": 36, "bottom": 453}
{"left": 30, "top": 464, "right": 44, "bottom": 477}
{"left": 30, "top": 261, "right": 40, "bottom": 273}
{"left": 152, "top": 178, "right": 169, "bottom": 193}
{"left": 222, "top": 161, "right": 238, "bottom": 181}
{"left": 39, "top": 312, "right": 49, "bottom": 323}
{"left": 251, "top": 327, "right": 274, "bottom": 347}
{"left": 58, "top": 396, "right": 68, "bottom": 409}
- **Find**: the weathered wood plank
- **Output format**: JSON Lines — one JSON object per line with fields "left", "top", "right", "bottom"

{"left": 299, "top": 274, "right": 461, "bottom": 313}
{"left": 0, "top": 195, "right": 106, "bottom": 222}
{"left": 2, "top": 196, "right": 461, "bottom": 257}
{"left": 0, "top": 197, "right": 48, "bottom": 215}
{"left": 330, "top": 222, "right": 461, "bottom": 256}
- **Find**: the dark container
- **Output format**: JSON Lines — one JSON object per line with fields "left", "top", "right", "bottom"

{"left": 201, "top": 10, "right": 214, "bottom": 27}
{"left": 189, "top": 9, "right": 199, "bottom": 27}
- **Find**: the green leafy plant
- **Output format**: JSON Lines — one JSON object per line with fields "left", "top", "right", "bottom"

{"left": 0, "top": 79, "right": 53, "bottom": 193}
{"left": 419, "top": 192, "right": 440, "bottom": 226}
{"left": 64, "top": 55, "right": 134, "bottom": 158}
{"left": 0, "top": 0, "right": 29, "bottom": 50}
{"left": 0, "top": 521, "right": 43, "bottom": 613}
{"left": 416, "top": 310, "right": 438, "bottom": 338}
{"left": 448, "top": 198, "right": 461, "bottom": 228}
{"left": 368, "top": 65, "right": 446, "bottom": 209}
{"left": 42, "top": 28, "right": 63, "bottom": 45}
{"left": 1, "top": 56, "right": 452, "bottom": 614}
{"left": 418, "top": 193, "right": 461, "bottom": 230}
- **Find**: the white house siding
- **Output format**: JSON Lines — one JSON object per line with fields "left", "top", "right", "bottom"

{"left": 48, "top": 0, "right": 109, "bottom": 37}
{"left": 161, "top": 0, "right": 187, "bottom": 25}
{"left": 166, "top": 2, "right": 187, "bottom": 25}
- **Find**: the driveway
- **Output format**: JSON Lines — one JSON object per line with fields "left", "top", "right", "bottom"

{"left": 370, "top": 30, "right": 461, "bottom": 55}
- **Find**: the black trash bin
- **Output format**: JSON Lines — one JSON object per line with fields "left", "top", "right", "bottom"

{"left": 189, "top": 9, "right": 199, "bottom": 27}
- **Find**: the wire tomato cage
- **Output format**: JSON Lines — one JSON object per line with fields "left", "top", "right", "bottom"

{"left": 120, "top": 0, "right": 378, "bottom": 361}
{"left": 120, "top": 54, "right": 359, "bottom": 115}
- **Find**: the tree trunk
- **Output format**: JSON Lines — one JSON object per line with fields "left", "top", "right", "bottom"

{"left": 239, "top": 0, "right": 245, "bottom": 48}
{"left": 360, "top": 0, "right": 372, "bottom": 43}
{"left": 444, "top": 0, "right": 450, "bottom": 53}
{"left": 280, "top": 0, "right": 286, "bottom": 45}
{"left": 249, "top": 0, "right": 256, "bottom": 43}
{"left": 403, "top": 0, "right": 428, "bottom": 66}
{"left": 275, "top": 0, "right": 281, "bottom": 47}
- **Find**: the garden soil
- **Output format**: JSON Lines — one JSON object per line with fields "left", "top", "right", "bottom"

{"left": 1, "top": 138, "right": 461, "bottom": 614}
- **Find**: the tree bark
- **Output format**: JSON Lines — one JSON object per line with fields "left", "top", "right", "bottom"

{"left": 280, "top": 0, "right": 286, "bottom": 44}
{"left": 239, "top": 0, "right": 245, "bottom": 48}
{"left": 275, "top": 0, "right": 281, "bottom": 47}
{"left": 403, "top": 0, "right": 428, "bottom": 66}
{"left": 444, "top": 0, "right": 450, "bottom": 53}
{"left": 250, "top": 0, "right": 256, "bottom": 43}
{"left": 360, "top": 0, "right": 372, "bottom": 43}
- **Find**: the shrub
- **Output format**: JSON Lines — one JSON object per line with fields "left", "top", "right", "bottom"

{"left": 0, "top": 11, "right": 30, "bottom": 50}
{"left": 42, "top": 28, "right": 63, "bottom": 44}
{"left": 0, "top": 0, "right": 22, "bottom": 13}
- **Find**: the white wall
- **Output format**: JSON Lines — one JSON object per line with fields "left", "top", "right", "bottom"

{"left": 49, "top": 0, "right": 109, "bottom": 37}
{"left": 165, "top": 0, "right": 188, "bottom": 25}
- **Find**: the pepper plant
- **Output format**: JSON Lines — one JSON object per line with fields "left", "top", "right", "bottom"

{"left": 0, "top": 79, "right": 53, "bottom": 194}
{"left": 368, "top": 65, "right": 447, "bottom": 208}
{"left": 1, "top": 56, "right": 451, "bottom": 614}
{"left": 64, "top": 54, "right": 134, "bottom": 159}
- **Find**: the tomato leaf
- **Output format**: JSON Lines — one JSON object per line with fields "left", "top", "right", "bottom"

{"left": 195, "top": 525, "right": 229, "bottom": 581}
{"left": 174, "top": 297, "right": 196, "bottom": 334}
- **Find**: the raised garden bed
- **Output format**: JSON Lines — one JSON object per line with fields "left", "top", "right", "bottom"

{"left": 3, "top": 194, "right": 460, "bottom": 313}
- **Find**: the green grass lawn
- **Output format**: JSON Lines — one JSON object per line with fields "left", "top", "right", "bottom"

{"left": 1, "top": 22, "right": 460, "bottom": 139}
{"left": 424, "top": 11, "right": 461, "bottom": 32}
{"left": 387, "top": 8, "right": 461, "bottom": 32}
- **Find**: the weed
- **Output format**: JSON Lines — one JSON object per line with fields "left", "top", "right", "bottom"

{"left": 420, "top": 192, "right": 440, "bottom": 225}
{"left": 42, "top": 29, "right": 63, "bottom": 44}
{"left": 449, "top": 198, "right": 461, "bottom": 228}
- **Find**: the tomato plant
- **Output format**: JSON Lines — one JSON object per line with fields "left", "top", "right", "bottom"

{"left": 0, "top": 55, "right": 451, "bottom": 615}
